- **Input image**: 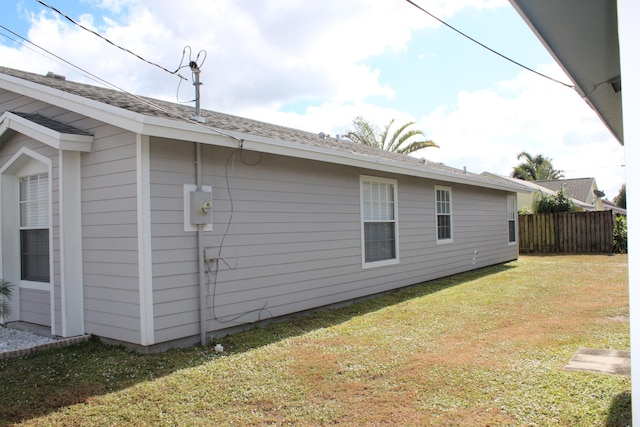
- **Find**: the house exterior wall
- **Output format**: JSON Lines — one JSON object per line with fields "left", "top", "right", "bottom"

{"left": 149, "top": 138, "right": 518, "bottom": 344}
{"left": 2, "top": 75, "right": 522, "bottom": 349}
{"left": 80, "top": 127, "right": 141, "bottom": 343}
{"left": 0, "top": 90, "right": 142, "bottom": 343}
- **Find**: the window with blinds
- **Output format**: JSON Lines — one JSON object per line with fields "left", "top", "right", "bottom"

{"left": 19, "top": 173, "right": 50, "bottom": 282}
{"left": 435, "top": 186, "right": 452, "bottom": 242}
{"left": 361, "top": 177, "right": 398, "bottom": 266}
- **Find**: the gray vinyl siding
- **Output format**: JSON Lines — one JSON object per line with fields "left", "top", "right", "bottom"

{"left": 80, "top": 127, "right": 140, "bottom": 343}
{"left": 148, "top": 139, "right": 517, "bottom": 344}
{"left": 0, "top": 91, "right": 142, "bottom": 342}
{"left": 19, "top": 289, "right": 50, "bottom": 326}
{"left": 149, "top": 139, "right": 199, "bottom": 343}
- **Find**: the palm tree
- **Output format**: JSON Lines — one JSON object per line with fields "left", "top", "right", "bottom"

{"left": 346, "top": 116, "right": 438, "bottom": 155}
{"left": 0, "top": 279, "right": 13, "bottom": 321}
{"left": 510, "top": 151, "right": 564, "bottom": 181}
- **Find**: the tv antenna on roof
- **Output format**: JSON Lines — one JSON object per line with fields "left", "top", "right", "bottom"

{"left": 183, "top": 47, "right": 207, "bottom": 123}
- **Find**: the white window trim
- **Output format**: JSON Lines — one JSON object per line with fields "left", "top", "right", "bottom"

{"left": 360, "top": 175, "right": 399, "bottom": 269}
{"left": 0, "top": 148, "right": 53, "bottom": 326}
{"left": 18, "top": 170, "right": 51, "bottom": 284}
{"left": 507, "top": 195, "right": 517, "bottom": 246}
{"left": 435, "top": 185, "right": 453, "bottom": 244}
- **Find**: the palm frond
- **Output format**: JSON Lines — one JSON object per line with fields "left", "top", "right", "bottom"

{"left": 397, "top": 140, "right": 439, "bottom": 155}
{"left": 347, "top": 116, "right": 437, "bottom": 155}
{"left": 0, "top": 279, "right": 13, "bottom": 321}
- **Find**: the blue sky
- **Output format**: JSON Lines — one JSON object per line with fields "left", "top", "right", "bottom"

{"left": 0, "top": 0, "right": 626, "bottom": 198}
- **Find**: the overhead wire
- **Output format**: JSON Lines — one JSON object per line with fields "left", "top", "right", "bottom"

{"left": 403, "top": 0, "right": 575, "bottom": 89}
{"left": 0, "top": 23, "right": 242, "bottom": 141}
{"left": 35, "top": 0, "right": 188, "bottom": 81}
{"left": 206, "top": 148, "right": 272, "bottom": 325}
{"left": 0, "top": 20, "right": 262, "bottom": 324}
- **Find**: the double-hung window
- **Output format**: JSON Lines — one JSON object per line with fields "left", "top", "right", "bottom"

{"left": 435, "top": 186, "right": 452, "bottom": 242}
{"left": 19, "top": 173, "right": 50, "bottom": 282}
{"left": 360, "top": 176, "right": 398, "bottom": 267}
{"left": 507, "top": 195, "right": 517, "bottom": 244}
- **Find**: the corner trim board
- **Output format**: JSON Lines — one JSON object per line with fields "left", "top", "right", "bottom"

{"left": 137, "top": 134, "right": 154, "bottom": 345}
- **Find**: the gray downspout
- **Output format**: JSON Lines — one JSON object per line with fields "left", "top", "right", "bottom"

{"left": 196, "top": 142, "right": 207, "bottom": 346}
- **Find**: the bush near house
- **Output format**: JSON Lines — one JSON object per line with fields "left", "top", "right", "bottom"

{"left": 534, "top": 187, "right": 575, "bottom": 213}
{"left": 613, "top": 214, "right": 628, "bottom": 253}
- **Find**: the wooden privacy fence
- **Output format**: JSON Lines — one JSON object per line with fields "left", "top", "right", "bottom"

{"left": 518, "top": 210, "right": 614, "bottom": 254}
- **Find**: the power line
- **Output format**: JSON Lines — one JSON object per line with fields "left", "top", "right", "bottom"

{"left": 403, "top": 0, "right": 575, "bottom": 89}
{"left": 0, "top": 23, "right": 242, "bottom": 142}
{"left": 0, "top": 23, "right": 118, "bottom": 90}
{"left": 35, "top": 0, "right": 187, "bottom": 80}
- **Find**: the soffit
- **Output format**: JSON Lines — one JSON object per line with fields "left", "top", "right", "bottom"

{"left": 509, "top": 0, "right": 623, "bottom": 144}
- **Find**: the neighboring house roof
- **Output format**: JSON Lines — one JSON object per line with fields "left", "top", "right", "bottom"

{"left": 534, "top": 178, "right": 602, "bottom": 204}
{"left": 509, "top": 0, "right": 622, "bottom": 144}
{"left": 0, "top": 66, "right": 523, "bottom": 193}
{"left": 481, "top": 173, "right": 592, "bottom": 210}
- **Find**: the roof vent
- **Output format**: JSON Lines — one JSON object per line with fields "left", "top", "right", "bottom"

{"left": 45, "top": 71, "right": 66, "bottom": 81}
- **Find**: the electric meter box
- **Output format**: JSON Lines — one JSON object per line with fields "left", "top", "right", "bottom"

{"left": 190, "top": 190, "right": 213, "bottom": 225}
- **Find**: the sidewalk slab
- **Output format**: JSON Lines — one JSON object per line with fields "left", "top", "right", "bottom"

{"left": 564, "top": 347, "right": 630, "bottom": 376}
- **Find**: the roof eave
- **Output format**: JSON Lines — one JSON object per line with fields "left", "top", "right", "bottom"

{"left": 0, "top": 71, "right": 521, "bottom": 193}
{"left": 0, "top": 111, "right": 93, "bottom": 152}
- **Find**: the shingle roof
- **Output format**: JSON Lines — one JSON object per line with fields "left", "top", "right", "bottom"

{"left": 0, "top": 66, "right": 513, "bottom": 190}
{"left": 534, "top": 178, "right": 597, "bottom": 203}
{"left": 11, "top": 112, "right": 93, "bottom": 136}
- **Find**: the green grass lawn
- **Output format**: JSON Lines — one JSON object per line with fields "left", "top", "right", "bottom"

{"left": 0, "top": 254, "right": 630, "bottom": 426}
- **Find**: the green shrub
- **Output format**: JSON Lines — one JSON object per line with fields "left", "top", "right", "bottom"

{"left": 534, "top": 187, "right": 575, "bottom": 213}
{"left": 613, "top": 215, "right": 628, "bottom": 253}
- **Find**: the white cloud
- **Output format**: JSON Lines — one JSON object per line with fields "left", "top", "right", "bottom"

{"left": 4, "top": 0, "right": 506, "bottom": 111}
{"left": 417, "top": 65, "right": 625, "bottom": 197}
{"left": 5, "top": 1, "right": 624, "bottom": 197}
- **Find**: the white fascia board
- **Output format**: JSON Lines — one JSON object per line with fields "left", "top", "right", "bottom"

{"left": 140, "top": 117, "right": 238, "bottom": 148}
{"left": 218, "top": 130, "right": 525, "bottom": 193}
{"left": 0, "top": 73, "right": 147, "bottom": 134}
{"left": 0, "top": 73, "right": 523, "bottom": 193}
{"left": 0, "top": 73, "right": 237, "bottom": 147}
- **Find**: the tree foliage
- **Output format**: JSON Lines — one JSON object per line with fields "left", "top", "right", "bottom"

{"left": 614, "top": 184, "right": 626, "bottom": 209}
{"left": 346, "top": 116, "right": 438, "bottom": 155}
{"left": 613, "top": 214, "right": 628, "bottom": 253}
{"left": 511, "top": 151, "right": 564, "bottom": 181}
{"left": 534, "top": 187, "right": 575, "bottom": 213}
